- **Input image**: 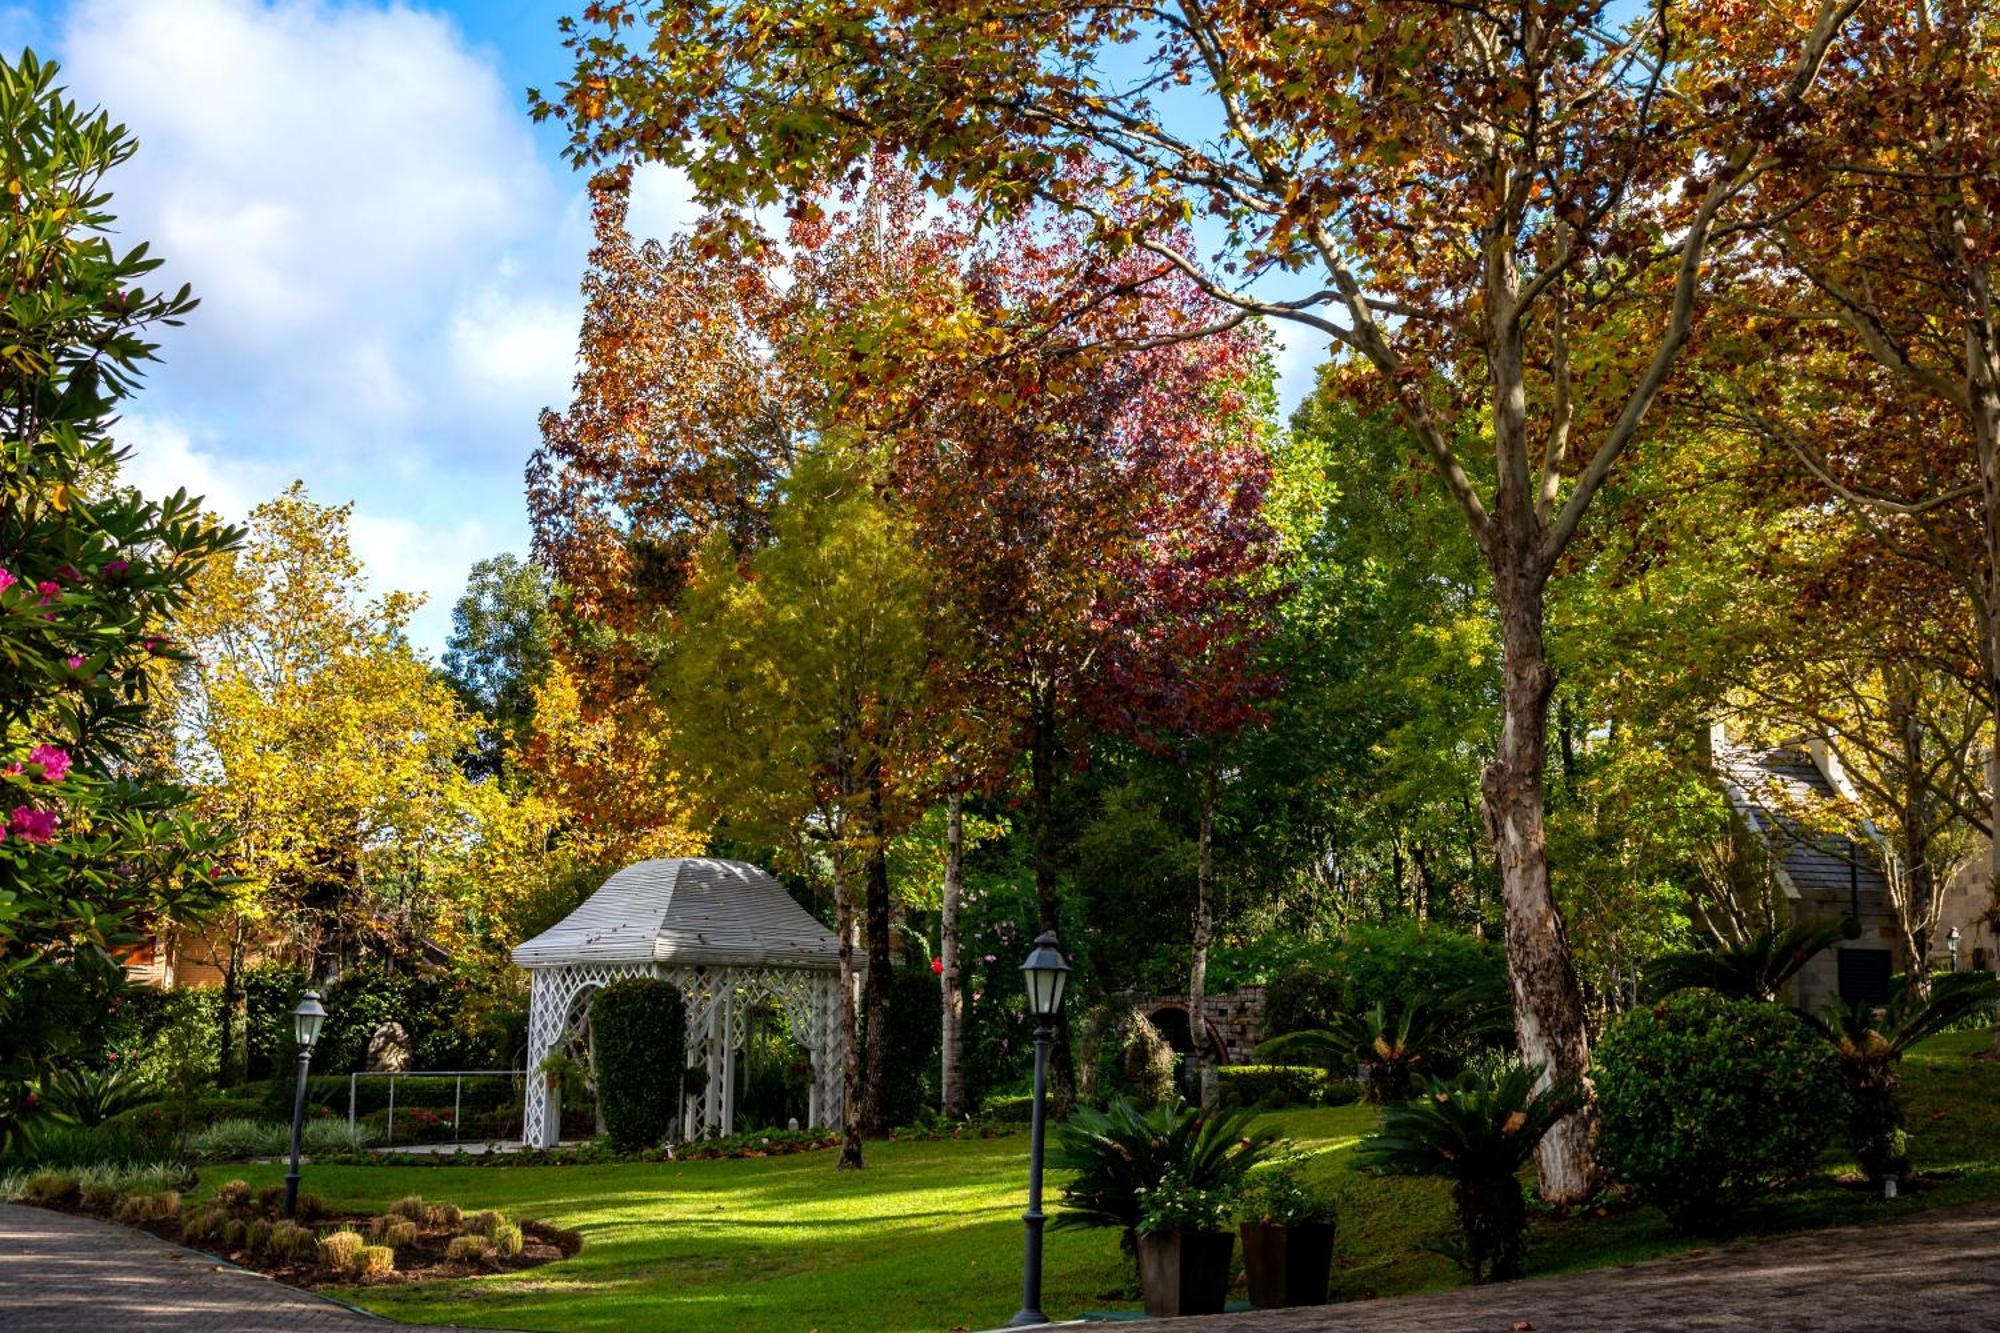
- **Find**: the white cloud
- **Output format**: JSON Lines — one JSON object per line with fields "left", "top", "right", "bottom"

{"left": 625, "top": 162, "right": 705, "bottom": 244}
{"left": 58, "top": 0, "right": 567, "bottom": 452}
{"left": 447, "top": 284, "right": 580, "bottom": 419}
{"left": 46, "top": 0, "right": 588, "bottom": 655}
{"left": 114, "top": 414, "right": 280, "bottom": 521}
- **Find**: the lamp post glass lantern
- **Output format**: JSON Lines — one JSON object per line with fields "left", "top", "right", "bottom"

{"left": 284, "top": 989, "right": 328, "bottom": 1220}
{"left": 1008, "top": 931, "right": 1071, "bottom": 1328}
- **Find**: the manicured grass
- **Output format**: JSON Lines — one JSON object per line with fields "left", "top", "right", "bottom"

{"left": 203, "top": 1033, "right": 2000, "bottom": 1332}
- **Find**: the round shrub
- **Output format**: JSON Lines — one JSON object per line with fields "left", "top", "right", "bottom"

{"left": 591, "top": 977, "right": 688, "bottom": 1151}
{"left": 1593, "top": 994, "right": 1847, "bottom": 1230}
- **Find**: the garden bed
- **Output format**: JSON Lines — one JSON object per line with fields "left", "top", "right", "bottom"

{"left": 13, "top": 1172, "right": 580, "bottom": 1287}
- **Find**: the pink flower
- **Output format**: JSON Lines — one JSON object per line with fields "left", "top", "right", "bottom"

{"left": 102, "top": 560, "right": 129, "bottom": 579}
{"left": 8, "top": 805, "right": 55, "bottom": 844}
{"left": 0, "top": 568, "right": 14, "bottom": 593}
{"left": 983, "top": 954, "right": 997, "bottom": 963}
{"left": 35, "top": 581, "right": 59, "bottom": 605}
{"left": 27, "top": 745, "right": 70, "bottom": 783}
{"left": 65, "top": 655, "right": 84, "bottom": 672}
{"left": 1, "top": 764, "right": 19, "bottom": 779}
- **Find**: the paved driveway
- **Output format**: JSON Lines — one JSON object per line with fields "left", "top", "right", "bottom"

{"left": 0, "top": 1202, "right": 481, "bottom": 1332}
{"left": 1140, "top": 1202, "right": 2000, "bottom": 1331}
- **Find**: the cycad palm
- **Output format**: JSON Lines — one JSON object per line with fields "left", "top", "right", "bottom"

{"left": 1256, "top": 992, "right": 1507, "bottom": 1102}
{"left": 1358, "top": 1065, "right": 1578, "bottom": 1283}
{"left": 1051, "top": 1096, "right": 1277, "bottom": 1245}
{"left": 1644, "top": 918, "right": 1848, "bottom": 1003}
{"left": 1811, "top": 971, "right": 2000, "bottom": 1182}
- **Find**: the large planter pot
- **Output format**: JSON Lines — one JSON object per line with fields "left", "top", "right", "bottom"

{"left": 1137, "top": 1228, "right": 1236, "bottom": 1318}
{"left": 1240, "top": 1219, "right": 1336, "bottom": 1308}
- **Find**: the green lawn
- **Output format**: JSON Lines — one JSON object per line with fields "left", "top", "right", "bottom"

{"left": 205, "top": 1032, "right": 2000, "bottom": 1332}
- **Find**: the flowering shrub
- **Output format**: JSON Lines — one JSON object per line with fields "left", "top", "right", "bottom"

{"left": 0, "top": 49, "right": 240, "bottom": 1151}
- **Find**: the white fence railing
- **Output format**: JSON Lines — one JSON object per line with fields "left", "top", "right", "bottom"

{"left": 345, "top": 1069, "right": 527, "bottom": 1146}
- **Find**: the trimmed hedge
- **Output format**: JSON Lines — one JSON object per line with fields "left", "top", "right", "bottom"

{"left": 1593, "top": 993, "right": 1847, "bottom": 1231}
{"left": 591, "top": 978, "right": 687, "bottom": 1151}
{"left": 1215, "top": 1064, "right": 1358, "bottom": 1109}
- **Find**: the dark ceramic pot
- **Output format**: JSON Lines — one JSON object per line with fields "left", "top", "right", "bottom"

{"left": 1240, "top": 1219, "right": 1335, "bottom": 1308}
{"left": 1137, "top": 1228, "right": 1236, "bottom": 1318}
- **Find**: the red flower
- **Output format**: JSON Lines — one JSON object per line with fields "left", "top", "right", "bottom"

{"left": 930, "top": 957, "right": 944, "bottom": 975}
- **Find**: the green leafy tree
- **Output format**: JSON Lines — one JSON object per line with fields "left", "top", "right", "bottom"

{"left": 0, "top": 49, "right": 240, "bottom": 1146}
{"left": 442, "top": 554, "right": 556, "bottom": 783}
{"left": 660, "top": 446, "right": 946, "bottom": 1166}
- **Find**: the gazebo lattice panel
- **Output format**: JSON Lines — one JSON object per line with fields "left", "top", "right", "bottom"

{"left": 514, "top": 858, "right": 851, "bottom": 1149}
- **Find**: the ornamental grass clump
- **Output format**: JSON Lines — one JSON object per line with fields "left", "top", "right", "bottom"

{"left": 1358, "top": 1064, "right": 1575, "bottom": 1283}
{"left": 426, "top": 1201, "right": 462, "bottom": 1227}
{"left": 390, "top": 1195, "right": 429, "bottom": 1222}
{"left": 490, "top": 1220, "right": 525, "bottom": 1258}
{"left": 463, "top": 1208, "right": 504, "bottom": 1237}
{"left": 112, "top": 1190, "right": 180, "bottom": 1225}
{"left": 358, "top": 1245, "right": 395, "bottom": 1277}
{"left": 1593, "top": 993, "right": 1846, "bottom": 1232}
{"left": 20, "top": 1171, "right": 79, "bottom": 1207}
{"left": 268, "top": 1221, "right": 319, "bottom": 1264}
{"left": 446, "top": 1234, "right": 494, "bottom": 1263}
{"left": 179, "top": 1205, "right": 225, "bottom": 1245}
{"left": 318, "top": 1229, "right": 367, "bottom": 1273}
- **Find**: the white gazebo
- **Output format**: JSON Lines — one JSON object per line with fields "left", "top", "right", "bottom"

{"left": 514, "top": 857, "right": 847, "bottom": 1148}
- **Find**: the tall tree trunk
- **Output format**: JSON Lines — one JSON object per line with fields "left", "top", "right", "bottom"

{"left": 940, "top": 791, "right": 967, "bottom": 1119}
{"left": 833, "top": 854, "right": 865, "bottom": 1170}
{"left": 1027, "top": 697, "right": 1076, "bottom": 1115}
{"left": 1891, "top": 678, "right": 1936, "bottom": 1002}
{"left": 1484, "top": 557, "right": 1597, "bottom": 1205}
{"left": 1188, "top": 760, "right": 1217, "bottom": 1107}
{"left": 861, "top": 770, "right": 895, "bottom": 1135}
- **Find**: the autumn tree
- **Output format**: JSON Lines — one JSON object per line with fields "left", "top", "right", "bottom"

{"left": 1703, "top": 3, "right": 2000, "bottom": 862}
{"left": 535, "top": 0, "right": 1868, "bottom": 1196}
{"left": 170, "top": 484, "right": 480, "bottom": 1079}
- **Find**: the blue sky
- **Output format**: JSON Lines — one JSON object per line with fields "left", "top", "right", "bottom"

{"left": 2, "top": 1, "right": 1324, "bottom": 652}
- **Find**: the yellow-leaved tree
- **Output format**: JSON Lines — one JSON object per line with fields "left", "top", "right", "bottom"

{"left": 168, "top": 483, "right": 477, "bottom": 1080}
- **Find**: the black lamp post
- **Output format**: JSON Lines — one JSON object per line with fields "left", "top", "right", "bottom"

{"left": 1948, "top": 926, "right": 1962, "bottom": 973}
{"left": 283, "top": 989, "right": 328, "bottom": 1220}
{"left": 1008, "top": 930, "right": 1071, "bottom": 1328}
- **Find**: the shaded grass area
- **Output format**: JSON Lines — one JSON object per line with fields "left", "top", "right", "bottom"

{"left": 204, "top": 1033, "right": 2000, "bottom": 1332}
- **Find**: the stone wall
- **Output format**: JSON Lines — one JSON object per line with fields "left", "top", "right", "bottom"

{"left": 1134, "top": 986, "right": 1268, "bottom": 1064}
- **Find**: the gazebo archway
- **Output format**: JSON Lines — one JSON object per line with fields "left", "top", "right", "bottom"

{"left": 514, "top": 858, "right": 848, "bottom": 1148}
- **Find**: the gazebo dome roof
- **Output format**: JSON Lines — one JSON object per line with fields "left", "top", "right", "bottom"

{"left": 511, "top": 857, "right": 843, "bottom": 972}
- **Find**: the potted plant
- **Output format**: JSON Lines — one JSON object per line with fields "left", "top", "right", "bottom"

{"left": 1238, "top": 1162, "right": 1336, "bottom": 1308}
{"left": 1051, "top": 1096, "right": 1275, "bottom": 1309}
{"left": 1135, "top": 1169, "right": 1237, "bottom": 1318}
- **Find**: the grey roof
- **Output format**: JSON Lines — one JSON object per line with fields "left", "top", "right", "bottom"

{"left": 1712, "top": 737, "right": 1887, "bottom": 897}
{"left": 511, "top": 858, "right": 844, "bottom": 971}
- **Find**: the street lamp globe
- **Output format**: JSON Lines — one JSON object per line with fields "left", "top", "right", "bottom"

{"left": 293, "top": 989, "right": 328, "bottom": 1051}
{"left": 1020, "top": 932, "right": 1070, "bottom": 1019}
